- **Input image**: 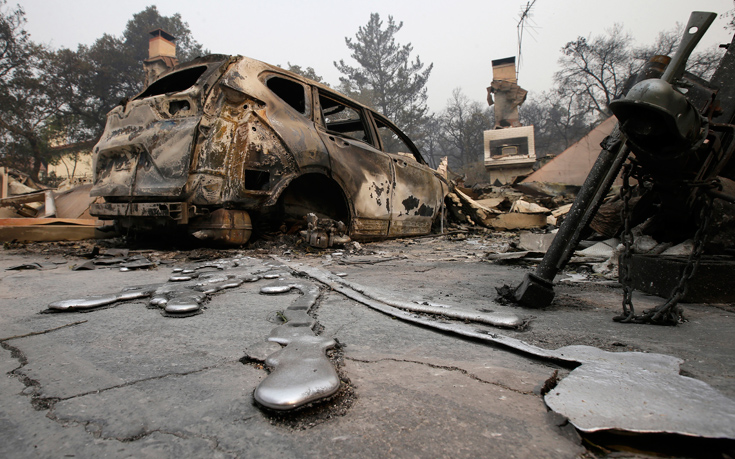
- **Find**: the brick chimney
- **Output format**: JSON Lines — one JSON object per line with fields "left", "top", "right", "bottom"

{"left": 487, "top": 57, "right": 527, "bottom": 128}
{"left": 143, "top": 28, "right": 179, "bottom": 87}
{"left": 483, "top": 56, "right": 536, "bottom": 185}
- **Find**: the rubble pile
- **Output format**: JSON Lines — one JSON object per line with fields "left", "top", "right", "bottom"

{"left": 443, "top": 181, "right": 574, "bottom": 232}
{"left": 0, "top": 167, "right": 110, "bottom": 242}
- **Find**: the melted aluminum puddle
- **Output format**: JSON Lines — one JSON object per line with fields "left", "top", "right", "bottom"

{"left": 544, "top": 346, "right": 735, "bottom": 437}
{"left": 47, "top": 258, "right": 263, "bottom": 316}
{"left": 46, "top": 258, "right": 340, "bottom": 411}
{"left": 255, "top": 278, "right": 340, "bottom": 410}
{"left": 277, "top": 258, "right": 735, "bottom": 440}
{"left": 327, "top": 276, "right": 525, "bottom": 328}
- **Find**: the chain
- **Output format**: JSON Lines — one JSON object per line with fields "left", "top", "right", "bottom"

{"left": 615, "top": 161, "right": 635, "bottom": 322}
{"left": 644, "top": 192, "right": 713, "bottom": 324}
{"left": 614, "top": 164, "right": 714, "bottom": 325}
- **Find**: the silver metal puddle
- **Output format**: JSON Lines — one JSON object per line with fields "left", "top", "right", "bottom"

{"left": 255, "top": 277, "right": 340, "bottom": 410}
{"left": 48, "top": 258, "right": 263, "bottom": 316}
{"left": 46, "top": 258, "right": 341, "bottom": 411}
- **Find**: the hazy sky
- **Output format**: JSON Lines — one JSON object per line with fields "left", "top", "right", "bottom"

{"left": 18, "top": 0, "right": 735, "bottom": 112}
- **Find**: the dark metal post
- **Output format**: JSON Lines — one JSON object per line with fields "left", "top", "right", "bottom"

{"left": 513, "top": 132, "right": 628, "bottom": 307}
{"left": 510, "top": 11, "right": 716, "bottom": 309}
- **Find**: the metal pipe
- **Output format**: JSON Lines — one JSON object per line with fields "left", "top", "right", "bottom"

{"left": 661, "top": 12, "right": 716, "bottom": 83}
{"left": 512, "top": 132, "right": 628, "bottom": 308}
{"left": 555, "top": 143, "right": 629, "bottom": 272}
{"left": 535, "top": 130, "right": 625, "bottom": 280}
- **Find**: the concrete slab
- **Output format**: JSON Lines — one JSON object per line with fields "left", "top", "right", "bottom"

{"left": 1, "top": 237, "right": 733, "bottom": 457}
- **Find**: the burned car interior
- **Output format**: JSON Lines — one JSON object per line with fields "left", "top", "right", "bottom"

{"left": 135, "top": 65, "right": 208, "bottom": 100}
{"left": 319, "top": 94, "right": 371, "bottom": 142}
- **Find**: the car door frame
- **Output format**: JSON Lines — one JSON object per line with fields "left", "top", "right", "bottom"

{"left": 312, "top": 87, "right": 396, "bottom": 239}
{"left": 368, "top": 111, "right": 448, "bottom": 237}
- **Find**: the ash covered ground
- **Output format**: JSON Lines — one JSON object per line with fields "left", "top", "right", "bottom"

{"left": 1, "top": 234, "right": 734, "bottom": 458}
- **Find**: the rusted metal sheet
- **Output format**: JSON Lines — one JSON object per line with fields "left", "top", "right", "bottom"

{"left": 92, "top": 58, "right": 230, "bottom": 198}
{"left": 322, "top": 133, "right": 394, "bottom": 238}
{"left": 390, "top": 154, "right": 447, "bottom": 237}
{"left": 189, "top": 208, "right": 252, "bottom": 245}
{"left": 89, "top": 54, "right": 448, "bottom": 245}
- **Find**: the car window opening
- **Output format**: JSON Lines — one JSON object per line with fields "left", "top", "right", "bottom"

{"left": 319, "top": 93, "right": 371, "bottom": 145}
{"left": 375, "top": 119, "right": 411, "bottom": 154}
{"left": 374, "top": 117, "right": 424, "bottom": 163}
{"left": 267, "top": 77, "right": 307, "bottom": 114}
{"left": 136, "top": 66, "right": 208, "bottom": 99}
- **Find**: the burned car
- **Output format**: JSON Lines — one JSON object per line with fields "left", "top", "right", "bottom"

{"left": 90, "top": 55, "right": 449, "bottom": 245}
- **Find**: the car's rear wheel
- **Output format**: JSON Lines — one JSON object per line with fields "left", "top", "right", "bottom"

{"left": 253, "top": 174, "right": 350, "bottom": 237}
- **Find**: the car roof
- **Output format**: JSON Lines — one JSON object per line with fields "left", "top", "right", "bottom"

{"left": 158, "top": 54, "right": 395, "bottom": 126}
{"left": 153, "top": 54, "right": 427, "bottom": 164}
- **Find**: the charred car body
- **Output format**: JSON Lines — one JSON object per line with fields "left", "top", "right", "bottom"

{"left": 90, "top": 55, "right": 449, "bottom": 245}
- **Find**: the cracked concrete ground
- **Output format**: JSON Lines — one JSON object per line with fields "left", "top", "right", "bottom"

{"left": 1, "top": 235, "right": 734, "bottom": 458}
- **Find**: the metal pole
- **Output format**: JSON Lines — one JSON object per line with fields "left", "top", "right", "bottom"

{"left": 513, "top": 131, "right": 628, "bottom": 307}
{"left": 554, "top": 143, "right": 629, "bottom": 274}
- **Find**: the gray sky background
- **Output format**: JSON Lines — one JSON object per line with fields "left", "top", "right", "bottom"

{"left": 18, "top": 0, "right": 735, "bottom": 112}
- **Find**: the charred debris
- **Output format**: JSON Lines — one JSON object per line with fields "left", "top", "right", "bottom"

{"left": 507, "top": 11, "right": 735, "bottom": 323}
{"left": 4, "top": 12, "right": 735, "bottom": 324}
{"left": 3, "top": 11, "right": 735, "bottom": 458}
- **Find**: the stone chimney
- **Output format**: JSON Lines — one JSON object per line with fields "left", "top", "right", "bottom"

{"left": 143, "top": 28, "right": 179, "bottom": 87}
{"left": 486, "top": 57, "right": 527, "bottom": 128}
{"left": 483, "top": 56, "right": 536, "bottom": 185}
